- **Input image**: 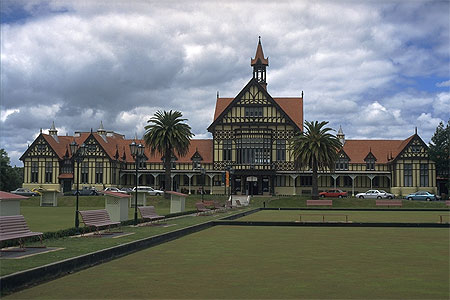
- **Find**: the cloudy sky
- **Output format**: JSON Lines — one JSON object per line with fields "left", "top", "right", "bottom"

{"left": 1, "top": 0, "right": 449, "bottom": 166}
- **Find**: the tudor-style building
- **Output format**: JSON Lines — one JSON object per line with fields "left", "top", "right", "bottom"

{"left": 20, "top": 39, "right": 437, "bottom": 196}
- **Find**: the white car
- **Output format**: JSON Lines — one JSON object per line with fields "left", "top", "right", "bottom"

{"left": 104, "top": 187, "right": 128, "bottom": 194}
{"left": 132, "top": 186, "right": 164, "bottom": 196}
{"left": 355, "top": 190, "right": 394, "bottom": 199}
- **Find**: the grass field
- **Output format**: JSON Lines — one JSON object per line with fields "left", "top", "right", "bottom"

{"left": 6, "top": 226, "right": 449, "bottom": 299}
{"left": 240, "top": 210, "right": 450, "bottom": 223}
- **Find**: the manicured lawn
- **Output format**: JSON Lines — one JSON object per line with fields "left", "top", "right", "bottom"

{"left": 240, "top": 210, "right": 450, "bottom": 223}
{"left": 6, "top": 226, "right": 449, "bottom": 299}
{"left": 0, "top": 210, "right": 242, "bottom": 277}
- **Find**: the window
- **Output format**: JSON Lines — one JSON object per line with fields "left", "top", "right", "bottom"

{"left": 138, "top": 158, "right": 146, "bottom": 170}
{"left": 223, "top": 140, "right": 232, "bottom": 161}
{"left": 45, "top": 162, "right": 53, "bottom": 183}
{"left": 411, "top": 145, "right": 421, "bottom": 153}
{"left": 275, "top": 175, "right": 286, "bottom": 187}
{"left": 335, "top": 158, "right": 348, "bottom": 170}
{"left": 31, "top": 162, "right": 39, "bottom": 183}
{"left": 193, "top": 158, "right": 201, "bottom": 169}
{"left": 37, "top": 144, "right": 46, "bottom": 152}
{"left": 366, "top": 159, "right": 375, "bottom": 170}
{"left": 244, "top": 107, "right": 263, "bottom": 117}
{"left": 61, "top": 159, "right": 73, "bottom": 174}
{"left": 276, "top": 140, "right": 286, "bottom": 161}
{"left": 81, "top": 162, "right": 89, "bottom": 184}
{"left": 95, "top": 162, "right": 103, "bottom": 184}
{"left": 420, "top": 164, "right": 428, "bottom": 186}
{"left": 404, "top": 163, "right": 412, "bottom": 187}
{"left": 300, "top": 176, "right": 312, "bottom": 186}
{"left": 87, "top": 144, "right": 96, "bottom": 152}
{"left": 236, "top": 138, "right": 271, "bottom": 164}
{"left": 343, "top": 176, "right": 352, "bottom": 187}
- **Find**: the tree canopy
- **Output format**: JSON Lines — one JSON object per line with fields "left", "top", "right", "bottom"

{"left": 428, "top": 120, "right": 450, "bottom": 179}
{"left": 144, "top": 110, "right": 194, "bottom": 198}
{"left": 0, "top": 149, "right": 23, "bottom": 192}
{"left": 291, "top": 121, "right": 342, "bottom": 199}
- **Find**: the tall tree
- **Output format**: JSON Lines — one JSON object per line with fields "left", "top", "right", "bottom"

{"left": 144, "top": 110, "right": 194, "bottom": 198}
{"left": 428, "top": 120, "right": 450, "bottom": 188}
{"left": 291, "top": 121, "right": 342, "bottom": 200}
{"left": 0, "top": 149, "right": 23, "bottom": 192}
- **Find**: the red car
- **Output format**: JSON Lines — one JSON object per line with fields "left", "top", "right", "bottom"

{"left": 319, "top": 190, "right": 348, "bottom": 198}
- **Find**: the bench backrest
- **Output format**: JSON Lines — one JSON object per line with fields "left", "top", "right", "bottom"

{"left": 203, "top": 201, "right": 214, "bottom": 207}
{"left": 138, "top": 206, "right": 158, "bottom": 217}
{"left": 376, "top": 200, "right": 402, "bottom": 206}
{"left": 446, "top": 200, "right": 450, "bottom": 206}
{"left": 79, "top": 209, "right": 113, "bottom": 225}
{"left": 307, "top": 200, "right": 333, "bottom": 206}
{"left": 0, "top": 215, "right": 33, "bottom": 238}
{"left": 196, "top": 202, "right": 208, "bottom": 210}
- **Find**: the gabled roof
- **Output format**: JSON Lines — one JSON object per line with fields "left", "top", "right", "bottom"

{"left": 341, "top": 134, "right": 417, "bottom": 164}
{"left": 209, "top": 78, "right": 303, "bottom": 131}
{"left": 0, "top": 191, "right": 29, "bottom": 200}
{"left": 22, "top": 131, "right": 213, "bottom": 165}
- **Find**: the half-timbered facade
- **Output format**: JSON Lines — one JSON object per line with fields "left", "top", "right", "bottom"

{"left": 20, "top": 39, "right": 437, "bottom": 196}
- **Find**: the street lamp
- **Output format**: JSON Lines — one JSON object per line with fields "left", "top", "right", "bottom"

{"left": 230, "top": 168, "right": 235, "bottom": 204}
{"left": 69, "top": 140, "right": 86, "bottom": 228}
{"left": 200, "top": 168, "right": 206, "bottom": 202}
{"left": 130, "top": 141, "right": 145, "bottom": 226}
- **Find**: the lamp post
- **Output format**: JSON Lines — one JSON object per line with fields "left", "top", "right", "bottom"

{"left": 200, "top": 168, "right": 206, "bottom": 202}
{"left": 130, "top": 141, "right": 145, "bottom": 226}
{"left": 230, "top": 168, "right": 235, "bottom": 205}
{"left": 69, "top": 141, "right": 86, "bottom": 228}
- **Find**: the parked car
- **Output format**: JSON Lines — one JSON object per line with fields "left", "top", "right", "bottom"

{"left": 319, "top": 190, "right": 348, "bottom": 198}
{"left": 132, "top": 186, "right": 164, "bottom": 196}
{"left": 10, "top": 188, "right": 39, "bottom": 197}
{"left": 405, "top": 191, "right": 439, "bottom": 201}
{"left": 104, "top": 187, "right": 128, "bottom": 194}
{"left": 355, "top": 189, "right": 394, "bottom": 199}
{"left": 31, "top": 187, "right": 44, "bottom": 196}
{"left": 73, "top": 187, "right": 99, "bottom": 196}
{"left": 120, "top": 187, "right": 133, "bottom": 194}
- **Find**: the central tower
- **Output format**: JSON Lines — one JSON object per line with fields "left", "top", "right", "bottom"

{"left": 251, "top": 36, "right": 269, "bottom": 89}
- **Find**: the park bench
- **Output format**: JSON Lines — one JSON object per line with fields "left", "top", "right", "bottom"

{"left": 78, "top": 209, "right": 121, "bottom": 236}
{"left": 375, "top": 200, "right": 402, "bottom": 207}
{"left": 138, "top": 206, "right": 165, "bottom": 225}
{"left": 195, "top": 202, "right": 213, "bottom": 216}
{"left": 306, "top": 200, "right": 333, "bottom": 206}
{"left": 0, "top": 215, "right": 45, "bottom": 251}
{"left": 446, "top": 200, "right": 450, "bottom": 206}
{"left": 203, "top": 201, "right": 215, "bottom": 208}
{"left": 213, "top": 201, "right": 226, "bottom": 212}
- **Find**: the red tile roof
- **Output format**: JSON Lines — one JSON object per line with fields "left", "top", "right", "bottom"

{"left": 213, "top": 97, "right": 303, "bottom": 130}
{"left": 342, "top": 134, "right": 415, "bottom": 163}
{"left": 0, "top": 191, "right": 29, "bottom": 199}
{"left": 37, "top": 133, "right": 213, "bottom": 164}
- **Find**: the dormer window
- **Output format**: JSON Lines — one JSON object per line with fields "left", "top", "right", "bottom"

{"left": 335, "top": 158, "right": 348, "bottom": 170}
{"left": 366, "top": 159, "right": 375, "bottom": 170}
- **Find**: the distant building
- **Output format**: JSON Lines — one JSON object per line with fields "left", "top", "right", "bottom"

{"left": 20, "top": 39, "right": 436, "bottom": 196}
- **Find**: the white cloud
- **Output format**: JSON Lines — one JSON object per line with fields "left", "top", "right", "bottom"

{"left": 0, "top": 0, "right": 448, "bottom": 166}
{"left": 436, "top": 80, "right": 450, "bottom": 87}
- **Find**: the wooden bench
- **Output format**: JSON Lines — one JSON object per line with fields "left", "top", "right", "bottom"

{"left": 375, "top": 200, "right": 402, "bottom": 207}
{"left": 138, "top": 206, "right": 165, "bottom": 224}
{"left": 306, "top": 200, "right": 333, "bottom": 206}
{"left": 446, "top": 200, "right": 450, "bottom": 206}
{"left": 203, "top": 201, "right": 215, "bottom": 208}
{"left": 78, "top": 209, "right": 121, "bottom": 236}
{"left": 0, "top": 215, "right": 45, "bottom": 250}
{"left": 195, "top": 202, "right": 213, "bottom": 216}
{"left": 213, "top": 201, "right": 225, "bottom": 212}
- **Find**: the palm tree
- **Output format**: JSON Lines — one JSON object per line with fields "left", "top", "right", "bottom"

{"left": 291, "top": 121, "right": 342, "bottom": 200}
{"left": 144, "top": 110, "right": 194, "bottom": 198}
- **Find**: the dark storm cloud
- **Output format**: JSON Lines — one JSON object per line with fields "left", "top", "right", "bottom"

{"left": 1, "top": 0, "right": 449, "bottom": 166}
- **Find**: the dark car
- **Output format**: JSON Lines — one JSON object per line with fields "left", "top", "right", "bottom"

{"left": 10, "top": 188, "right": 39, "bottom": 197}
{"left": 73, "top": 187, "right": 99, "bottom": 196}
{"left": 319, "top": 190, "right": 348, "bottom": 198}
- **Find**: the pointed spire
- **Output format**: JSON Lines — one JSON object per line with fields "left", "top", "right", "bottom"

{"left": 337, "top": 125, "right": 345, "bottom": 146}
{"left": 217, "top": 91, "right": 219, "bottom": 99}
{"left": 415, "top": 127, "right": 418, "bottom": 135}
{"left": 251, "top": 37, "right": 269, "bottom": 66}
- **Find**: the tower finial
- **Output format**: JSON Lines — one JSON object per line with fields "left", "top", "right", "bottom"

{"left": 258, "top": 36, "right": 261, "bottom": 43}
{"left": 415, "top": 127, "right": 417, "bottom": 135}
